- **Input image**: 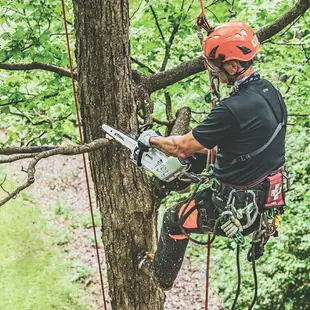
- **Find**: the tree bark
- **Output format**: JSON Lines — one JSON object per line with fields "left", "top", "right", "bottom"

{"left": 73, "top": 1, "right": 164, "bottom": 309}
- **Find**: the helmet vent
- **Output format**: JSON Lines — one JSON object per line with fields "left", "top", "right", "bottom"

{"left": 240, "top": 30, "right": 247, "bottom": 36}
{"left": 209, "top": 45, "right": 219, "bottom": 58}
{"left": 237, "top": 45, "right": 252, "bottom": 55}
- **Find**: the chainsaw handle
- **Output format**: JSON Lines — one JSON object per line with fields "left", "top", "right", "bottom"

{"left": 138, "top": 123, "right": 153, "bottom": 134}
{"left": 136, "top": 149, "right": 144, "bottom": 167}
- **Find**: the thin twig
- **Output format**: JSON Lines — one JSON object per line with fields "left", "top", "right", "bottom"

{"left": 0, "top": 175, "right": 7, "bottom": 187}
{"left": 130, "top": 0, "right": 144, "bottom": 19}
{"left": 149, "top": 5, "right": 166, "bottom": 42}
{"left": 191, "top": 110, "right": 209, "bottom": 115}
{"left": 164, "top": 92, "right": 173, "bottom": 122}
{"left": 288, "top": 114, "right": 310, "bottom": 117}
{"left": 0, "top": 175, "right": 14, "bottom": 198}
{"left": 161, "top": 23, "right": 180, "bottom": 72}
{"left": 25, "top": 132, "right": 47, "bottom": 147}
{"left": 206, "top": 8, "right": 220, "bottom": 23}
{"left": 138, "top": 112, "right": 172, "bottom": 127}
{"left": 226, "top": 0, "right": 236, "bottom": 21}
{"left": 131, "top": 57, "right": 155, "bottom": 74}
{"left": 286, "top": 75, "right": 296, "bottom": 94}
{"left": 186, "top": 0, "right": 195, "bottom": 14}
{"left": 153, "top": 117, "right": 172, "bottom": 127}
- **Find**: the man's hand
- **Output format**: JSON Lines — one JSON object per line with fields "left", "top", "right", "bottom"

{"left": 137, "top": 130, "right": 159, "bottom": 149}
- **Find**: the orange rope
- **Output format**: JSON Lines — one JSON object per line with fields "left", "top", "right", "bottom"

{"left": 60, "top": 1, "right": 107, "bottom": 309}
{"left": 197, "top": 1, "right": 218, "bottom": 308}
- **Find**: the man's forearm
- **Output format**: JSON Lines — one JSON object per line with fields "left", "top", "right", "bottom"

{"left": 149, "top": 136, "right": 188, "bottom": 158}
{"left": 144, "top": 131, "right": 208, "bottom": 159}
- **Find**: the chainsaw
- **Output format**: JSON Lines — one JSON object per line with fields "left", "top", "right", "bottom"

{"left": 102, "top": 124, "right": 201, "bottom": 183}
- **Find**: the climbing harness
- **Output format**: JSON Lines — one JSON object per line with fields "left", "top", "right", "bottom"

{"left": 177, "top": 166, "right": 288, "bottom": 310}
{"left": 60, "top": 1, "right": 108, "bottom": 309}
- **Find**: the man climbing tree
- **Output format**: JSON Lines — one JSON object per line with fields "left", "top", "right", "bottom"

{"left": 136, "top": 20, "right": 288, "bottom": 291}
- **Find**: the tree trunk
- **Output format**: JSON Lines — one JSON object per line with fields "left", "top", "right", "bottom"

{"left": 73, "top": 1, "right": 164, "bottom": 309}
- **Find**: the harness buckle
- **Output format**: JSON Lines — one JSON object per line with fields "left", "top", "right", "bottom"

{"left": 238, "top": 154, "right": 251, "bottom": 162}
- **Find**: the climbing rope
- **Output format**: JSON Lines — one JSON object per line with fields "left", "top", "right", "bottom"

{"left": 195, "top": 2, "right": 220, "bottom": 309}
{"left": 249, "top": 246, "right": 259, "bottom": 310}
{"left": 60, "top": 1, "right": 107, "bottom": 309}
{"left": 231, "top": 244, "right": 241, "bottom": 310}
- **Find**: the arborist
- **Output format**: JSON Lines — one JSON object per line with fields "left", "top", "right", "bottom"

{"left": 136, "top": 21, "right": 288, "bottom": 291}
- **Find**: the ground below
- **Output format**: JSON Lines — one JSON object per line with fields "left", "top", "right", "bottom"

{"left": 6, "top": 154, "right": 223, "bottom": 310}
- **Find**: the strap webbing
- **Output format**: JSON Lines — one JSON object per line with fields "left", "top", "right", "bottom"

{"left": 231, "top": 122, "right": 284, "bottom": 165}
{"left": 231, "top": 85, "right": 286, "bottom": 165}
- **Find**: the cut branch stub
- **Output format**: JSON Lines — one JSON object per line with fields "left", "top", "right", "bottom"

{"left": 170, "top": 107, "right": 191, "bottom": 136}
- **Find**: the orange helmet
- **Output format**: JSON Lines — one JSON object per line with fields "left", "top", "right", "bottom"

{"left": 204, "top": 21, "right": 260, "bottom": 66}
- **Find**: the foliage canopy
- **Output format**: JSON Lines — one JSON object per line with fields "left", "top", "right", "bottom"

{"left": 0, "top": 0, "right": 309, "bottom": 309}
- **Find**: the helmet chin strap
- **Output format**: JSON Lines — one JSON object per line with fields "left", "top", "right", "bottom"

{"left": 221, "top": 60, "right": 253, "bottom": 87}
{"left": 223, "top": 67, "right": 248, "bottom": 87}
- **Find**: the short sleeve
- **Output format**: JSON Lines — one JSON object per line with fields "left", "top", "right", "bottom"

{"left": 192, "top": 102, "right": 239, "bottom": 149}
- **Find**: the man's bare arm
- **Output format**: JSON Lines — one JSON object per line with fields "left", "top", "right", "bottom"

{"left": 149, "top": 131, "right": 208, "bottom": 159}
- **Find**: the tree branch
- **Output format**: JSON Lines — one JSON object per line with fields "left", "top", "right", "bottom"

{"left": 0, "top": 154, "right": 37, "bottom": 164}
{"left": 144, "top": 0, "right": 310, "bottom": 93}
{"left": 0, "top": 62, "right": 75, "bottom": 79}
{"left": 256, "top": 0, "right": 310, "bottom": 43}
{"left": 0, "top": 145, "right": 56, "bottom": 155}
{"left": 145, "top": 57, "right": 204, "bottom": 93}
{"left": 0, "top": 138, "right": 109, "bottom": 155}
{"left": 0, "top": 138, "right": 110, "bottom": 206}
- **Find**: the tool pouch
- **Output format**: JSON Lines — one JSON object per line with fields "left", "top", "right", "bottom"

{"left": 263, "top": 170, "right": 285, "bottom": 209}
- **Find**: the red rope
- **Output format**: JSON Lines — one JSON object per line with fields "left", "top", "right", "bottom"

{"left": 60, "top": 1, "right": 107, "bottom": 309}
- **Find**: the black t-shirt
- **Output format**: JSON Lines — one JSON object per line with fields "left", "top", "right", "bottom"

{"left": 192, "top": 75, "right": 287, "bottom": 186}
